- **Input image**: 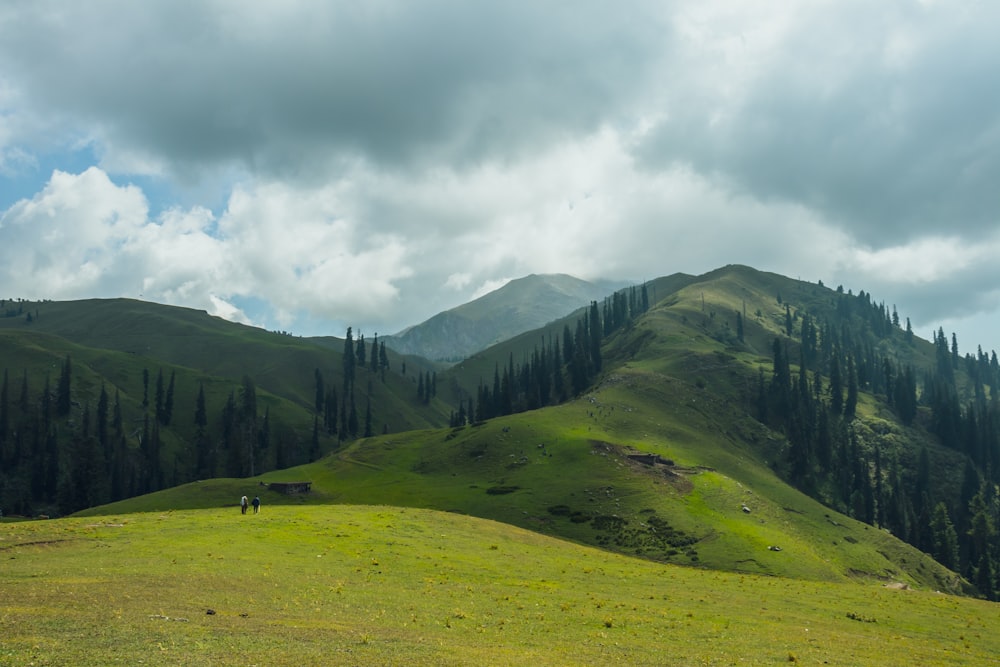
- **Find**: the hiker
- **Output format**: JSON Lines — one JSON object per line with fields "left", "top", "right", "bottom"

{"left": 252, "top": 496, "right": 260, "bottom": 514}
{"left": 241, "top": 495, "right": 248, "bottom": 514}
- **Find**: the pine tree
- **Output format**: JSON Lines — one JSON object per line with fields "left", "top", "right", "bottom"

{"left": 239, "top": 376, "right": 258, "bottom": 477}
{"left": 930, "top": 502, "right": 960, "bottom": 570}
{"left": 844, "top": 355, "right": 858, "bottom": 420}
{"left": 356, "top": 334, "right": 367, "bottom": 368}
{"left": 154, "top": 369, "right": 165, "bottom": 424}
{"left": 364, "top": 396, "right": 373, "bottom": 438}
{"left": 310, "top": 416, "right": 321, "bottom": 461}
{"left": 348, "top": 394, "right": 358, "bottom": 438}
{"left": 194, "top": 383, "right": 212, "bottom": 478}
{"left": 379, "top": 341, "right": 389, "bottom": 373}
{"left": 314, "top": 368, "right": 324, "bottom": 414}
{"left": 324, "top": 386, "right": 338, "bottom": 435}
{"left": 56, "top": 355, "right": 72, "bottom": 417}
{"left": 0, "top": 368, "right": 9, "bottom": 466}
{"left": 589, "top": 301, "right": 602, "bottom": 373}
{"left": 164, "top": 371, "right": 175, "bottom": 426}
{"left": 343, "top": 327, "right": 355, "bottom": 392}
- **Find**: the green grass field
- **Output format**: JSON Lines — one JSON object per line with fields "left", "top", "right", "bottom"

{"left": 2, "top": 506, "right": 997, "bottom": 666}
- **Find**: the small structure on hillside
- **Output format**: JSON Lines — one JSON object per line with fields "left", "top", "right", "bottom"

{"left": 627, "top": 453, "right": 674, "bottom": 467}
{"left": 267, "top": 481, "right": 312, "bottom": 495}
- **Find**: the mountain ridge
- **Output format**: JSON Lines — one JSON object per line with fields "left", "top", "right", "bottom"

{"left": 383, "top": 273, "right": 625, "bottom": 362}
{"left": 3, "top": 263, "right": 997, "bottom": 599}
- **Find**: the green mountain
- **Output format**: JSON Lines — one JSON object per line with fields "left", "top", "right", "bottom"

{"left": 384, "top": 273, "right": 623, "bottom": 362}
{"left": 0, "top": 266, "right": 1000, "bottom": 598}
{"left": 40, "top": 264, "right": 1000, "bottom": 598}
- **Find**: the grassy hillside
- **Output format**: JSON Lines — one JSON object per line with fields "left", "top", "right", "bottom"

{"left": 439, "top": 272, "right": 698, "bottom": 403}
{"left": 0, "top": 298, "right": 450, "bottom": 515}
{"left": 83, "top": 375, "right": 959, "bottom": 592}
{"left": 0, "top": 298, "right": 444, "bottom": 425}
{"left": 73, "top": 265, "right": 988, "bottom": 594}
{"left": 4, "top": 506, "right": 998, "bottom": 666}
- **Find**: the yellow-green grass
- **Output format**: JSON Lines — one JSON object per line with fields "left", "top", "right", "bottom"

{"left": 81, "top": 375, "right": 957, "bottom": 591}
{"left": 2, "top": 506, "right": 996, "bottom": 666}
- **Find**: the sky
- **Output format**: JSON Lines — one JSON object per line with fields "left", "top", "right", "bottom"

{"left": 2, "top": 1, "right": 1000, "bottom": 353}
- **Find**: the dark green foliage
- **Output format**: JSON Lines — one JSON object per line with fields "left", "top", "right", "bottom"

{"left": 467, "top": 284, "right": 651, "bottom": 422}
{"left": 364, "top": 395, "right": 373, "bottom": 438}
{"left": 314, "top": 368, "right": 324, "bottom": 414}
{"left": 343, "top": 327, "right": 355, "bottom": 392}
{"left": 56, "top": 356, "right": 71, "bottom": 417}
{"left": 930, "top": 502, "right": 960, "bottom": 570}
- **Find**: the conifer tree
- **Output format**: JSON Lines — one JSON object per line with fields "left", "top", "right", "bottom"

{"left": 930, "top": 502, "right": 960, "bottom": 570}
{"left": 0, "top": 369, "right": 9, "bottom": 466}
{"left": 56, "top": 355, "right": 72, "bottom": 417}
{"left": 343, "top": 327, "right": 355, "bottom": 391}
{"left": 379, "top": 341, "right": 389, "bottom": 373}
{"left": 314, "top": 368, "right": 324, "bottom": 414}
{"left": 324, "top": 386, "right": 338, "bottom": 435}
{"left": 348, "top": 394, "right": 358, "bottom": 438}
{"left": 310, "top": 416, "right": 321, "bottom": 461}
{"left": 356, "top": 334, "right": 367, "bottom": 368}
{"left": 239, "top": 376, "right": 258, "bottom": 476}
{"left": 194, "top": 383, "right": 212, "bottom": 478}
{"left": 364, "top": 395, "right": 373, "bottom": 438}
{"left": 155, "top": 369, "right": 164, "bottom": 424}
{"left": 164, "top": 371, "right": 175, "bottom": 426}
{"left": 589, "top": 301, "right": 602, "bottom": 373}
{"left": 844, "top": 356, "right": 858, "bottom": 420}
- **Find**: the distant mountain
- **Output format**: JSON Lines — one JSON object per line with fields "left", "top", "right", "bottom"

{"left": 384, "top": 274, "right": 624, "bottom": 362}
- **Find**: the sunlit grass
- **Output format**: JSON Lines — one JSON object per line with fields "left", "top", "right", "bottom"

{"left": 3, "top": 507, "right": 997, "bottom": 665}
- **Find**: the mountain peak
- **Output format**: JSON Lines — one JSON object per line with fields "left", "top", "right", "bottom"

{"left": 384, "top": 274, "right": 624, "bottom": 362}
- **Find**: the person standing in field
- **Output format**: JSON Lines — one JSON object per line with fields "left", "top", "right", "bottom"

{"left": 252, "top": 496, "right": 260, "bottom": 514}
{"left": 241, "top": 495, "right": 248, "bottom": 514}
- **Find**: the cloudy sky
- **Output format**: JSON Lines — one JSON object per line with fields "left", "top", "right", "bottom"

{"left": 2, "top": 1, "right": 999, "bottom": 352}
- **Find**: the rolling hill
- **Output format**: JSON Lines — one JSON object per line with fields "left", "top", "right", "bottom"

{"left": 0, "top": 266, "right": 995, "bottom": 591}
{"left": 0, "top": 298, "right": 450, "bottom": 515}
{"left": 61, "top": 265, "right": 1000, "bottom": 599}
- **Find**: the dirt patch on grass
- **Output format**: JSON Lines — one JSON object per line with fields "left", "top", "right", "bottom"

{"left": 590, "top": 440, "right": 696, "bottom": 494}
{"left": 0, "top": 538, "right": 76, "bottom": 552}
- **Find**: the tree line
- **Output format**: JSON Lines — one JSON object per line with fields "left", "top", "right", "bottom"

{"left": 757, "top": 287, "right": 1000, "bottom": 599}
{"left": 0, "top": 360, "right": 333, "bottom": 517}
{"left": 450, "top": 283, "right": 650, "bottom": 426}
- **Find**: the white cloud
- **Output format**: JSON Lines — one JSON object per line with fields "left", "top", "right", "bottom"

{"left": 3, "top": 1, "right": 1000, "bottom": 352}
{"left": 847, "top": 236, "right": 995, "bottom": 285}
{"left": 444, "top": 273, "right": 471, "bottom": 291}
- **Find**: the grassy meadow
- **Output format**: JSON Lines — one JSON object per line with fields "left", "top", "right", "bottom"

{"left": 3, "top": 506, "right": 998, "bottom": 666}
{"left": 5, "top": 269, "right": 999, "bottom": 665}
